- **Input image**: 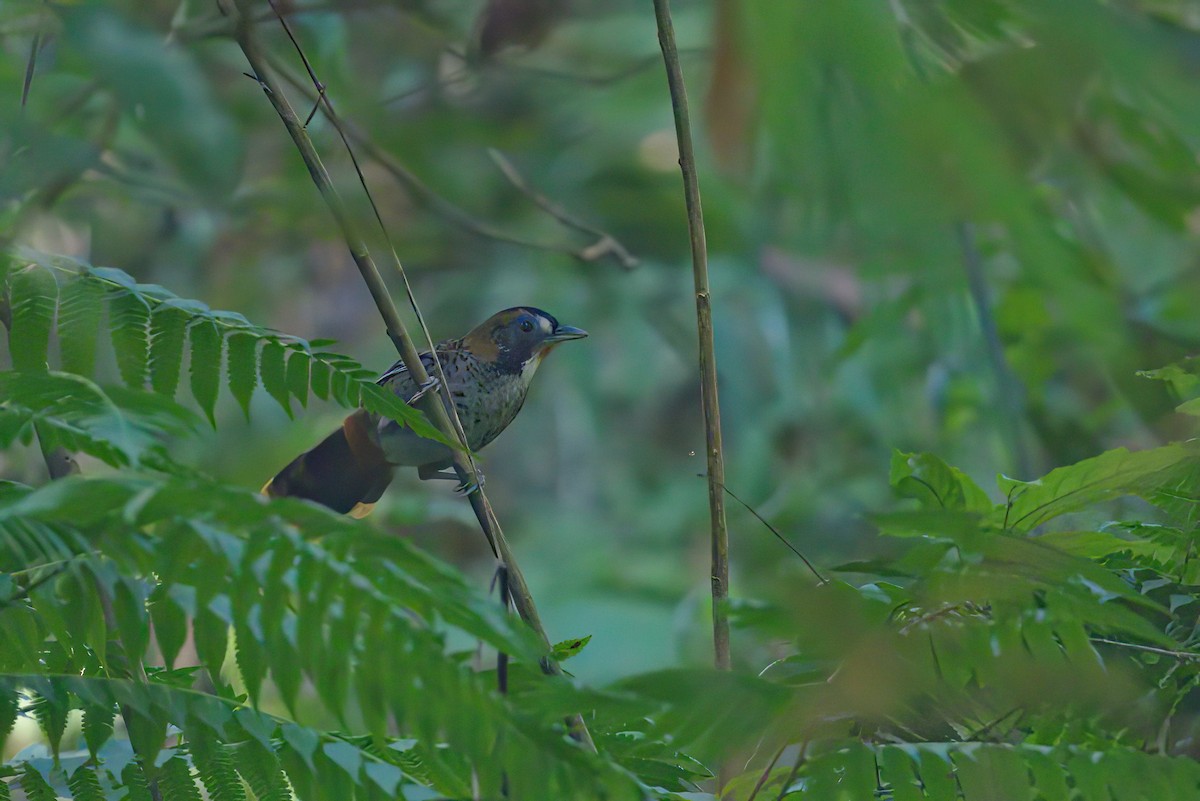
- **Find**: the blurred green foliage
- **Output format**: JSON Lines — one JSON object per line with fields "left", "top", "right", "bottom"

{"left": 6, "top": 0, "right": 1200, "bottom": 797}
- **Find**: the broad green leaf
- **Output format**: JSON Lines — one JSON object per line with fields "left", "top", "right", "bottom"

{"left": 997, "top": 442, "right": 1200, "bottom": 531}
{"left": 1024, "top": 748, "right": 1069, "bottom": 801}
{"left": 879, "top": 746, "right": 923, "bottom": 801}
{"left": 891, "top": 451, "right": 993, "bottom": 512}
{"left": 913, "top": 749, "right": 958, "bottom": 801}
{"left": 1066, "top": 751, "right": 1111, "bottom": 801}
{"left": 551, "top": 634, "right": 592, "bottom": 661}
{"left": 59, "top": 6, "right": 241, "bottom": 196}
{"left": 1139, "top": 357, "right": 1200, "bottom": 398}
{"left": 1035, "top": 530, "right": 1165, "bottom": 561}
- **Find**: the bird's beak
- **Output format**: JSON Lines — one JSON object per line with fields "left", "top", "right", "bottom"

{"left": 545, "top": 325, "right": 588, "bottom": 343}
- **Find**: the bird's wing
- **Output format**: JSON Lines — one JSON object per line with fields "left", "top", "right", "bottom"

{"left": 374, "top": 349, "right": 455, "bottom": 466}
{"left": 376, "top": 350, "right": 441, "bottom": 402}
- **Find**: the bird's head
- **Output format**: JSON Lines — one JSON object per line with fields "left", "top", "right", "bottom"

{"left": 463, "top": 307, "right": 587, "bottom": 374}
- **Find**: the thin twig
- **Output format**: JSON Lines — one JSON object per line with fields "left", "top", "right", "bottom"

{"left": 653, "top": 0, "right": 732, "bottom": 670}
{"left": 177, "top": 0, "right": 381, "bottom": 40}
{"left": 711, "top": 477, "right": 826, "bottom": 585}
{"left": 773, "top": 739, "right": 810, "bottom": 801}
{"left": 269, "top": 54, "right": 637, "bottom": 269}
{"left": 21, "top": 29, "right": 43, "bottom": 110}
{"left": 487, "top": 148, "right": 637, "bottom": 269}
{"left": 234, "top": 1, "right": 596, "bottom": 751}
{"left": 20, "top": 0, "right": 51, "bottom": 111}
{"left": 505, "top": 49, "right": 709, "bottom": 87}
{"left": 1092, "top": 638, "right": 1200, "bottom": 661}
{"left": 965, "top": 706, "right": 1023, "bottom": 740}
{"left": 381, "top": 48, "right": 710, "bottom": 107}
{"left": 745, "top": 743, "right": 786, "bottom": 801}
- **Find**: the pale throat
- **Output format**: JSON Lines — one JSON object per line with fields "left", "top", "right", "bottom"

{"left": 520, "top": 350, "right": 547, "bottom": 384}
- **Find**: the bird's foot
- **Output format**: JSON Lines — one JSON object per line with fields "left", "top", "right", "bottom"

{"left": 408, "top": 375, "right": 441, "bottom": 405}
{"left": 455, "top": 469, "right": 486, "bottom": 496}
{"left": 417, "top": 463, "right": 485, "bottom": 495}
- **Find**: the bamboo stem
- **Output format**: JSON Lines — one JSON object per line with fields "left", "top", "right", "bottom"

{"left": 652, "top": 0, "right": 732, "bottom": 671}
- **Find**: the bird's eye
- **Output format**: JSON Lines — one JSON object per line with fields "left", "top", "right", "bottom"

{"left": 519, "top": 319, "right": 535, "bottom": 333}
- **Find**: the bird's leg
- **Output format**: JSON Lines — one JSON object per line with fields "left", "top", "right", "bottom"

{"left": 417, "top": 462, "right": 486, "bottom": 495}
{"left": 417, "top": 462, "right": 457, "bottom": 481}
{"left": 407, "top": 375, "right": 441, "bottom": 405}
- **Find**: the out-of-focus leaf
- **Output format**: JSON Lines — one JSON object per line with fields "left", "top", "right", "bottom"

{"left": 996, "top": 442, "right": 1200, "bottom": 531}
{"left": 891, "top": 451, "right": 993, "bottom": 512}
{"left": 58, "top": 6, "right": 241, "bottom": 196}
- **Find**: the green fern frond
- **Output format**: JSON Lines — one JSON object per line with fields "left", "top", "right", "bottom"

{"left": 67, "top": 762, "right": 106, "bottom": 801}
{"left": 108, "top": 289, "right": 151, "bottom": 389}
{"left": 232, "top": 740, "right": 293, "bottom": 801}
{"left": 790, "top": 741, "right": 1200, "bottom": 801}
{"left": 25, "top": 691, "right": 69, "bottom": 758}
{"left": 0, "top": 372, "right": 199, "bottom": 469}
{"left": 121, "top": 760, "right": 157, "bottom": 801}
{"left": 286, "top": 349, "right": 310, "bottom": 409}
{"left": 159, "top": 754, "right": 204, "bottom": 801}
{"left": 226, "top": 332, "right": 259, "bottom": 419}
{"left": 4, "top": 247, "right": 448, "bottom": 445}
{"left": 17, "top": 763, "right": 57, "bottom": 801}
{"left": 260, "top": 341, "right": 291, "bottom": 419}
{"left": 149, "top": 304, "right": 190, "bottom": 398}
{"left": 0, "top": 472, "right": 627, "bottom": 797}
{"left": 188, "top": 319, "right": 223, "bottom": 426}
{"left": 7, "top": 265, "right": 57, "bottom": 373}
{"left": 56, "top": 277, "right": 105, "bottom": 377}
{"left": 81, "top": 701, "right": 116, "bottom": 757}
{"left": 0, "top": 694, "right": 16, "bottom": 744}
{"left": 188, "top": 725, "right": 248, "bottom": 801}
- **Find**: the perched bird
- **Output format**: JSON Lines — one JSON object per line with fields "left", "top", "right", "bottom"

{"left": 263, "top": 307, "right": 587, "bottom": 517}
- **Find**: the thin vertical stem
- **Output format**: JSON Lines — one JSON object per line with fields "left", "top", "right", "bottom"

{"left": 652, "top": 0, "right": 731, "bottom": 671}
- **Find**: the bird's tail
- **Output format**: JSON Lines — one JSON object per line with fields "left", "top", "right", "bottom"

{"left": 261, "top": 410, "right": 393, "bottom": 518}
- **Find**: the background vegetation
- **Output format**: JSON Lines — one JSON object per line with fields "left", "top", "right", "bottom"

{"left": 6, "top": 0, "right": 1200, "bottom": 798}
